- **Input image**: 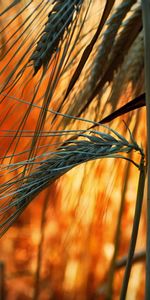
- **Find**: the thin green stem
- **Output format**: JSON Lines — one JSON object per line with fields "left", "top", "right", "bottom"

{"left": 142, "top": 1, "right": 150, "bottom": 299}
{"left": 120, "top": 157, "right": 145, "bottom": 300}
{"left": 33, "top": 188, "right": 50, "bottom": 300}
{"left": 106, "top": 162, "right": 131, "bottom": 300}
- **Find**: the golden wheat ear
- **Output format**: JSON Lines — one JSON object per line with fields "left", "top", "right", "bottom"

{"left": 64, "top": 1, "right": 142, "bottom": 120}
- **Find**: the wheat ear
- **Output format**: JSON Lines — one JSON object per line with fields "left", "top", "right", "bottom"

{"left": 109, "top": 30, "right": 144, "bottom": 108}
{"left": 0, "top": 127, "right": 143, "bottom": 236}
{"left": 89, "top": 0, "right": 137, "bottom": 85}
{"left": 29, "top": 0, "right": 83, "bottom": 75}
{"left": 76, "top": 5, "right": 142, "bottom": 118}
{"left": 65, "top": 0, "right": 138, "bottom": 119}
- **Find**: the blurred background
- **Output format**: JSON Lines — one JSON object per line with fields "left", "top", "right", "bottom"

{"left": 0, "top": 0, "right": 146, "bottom": 299}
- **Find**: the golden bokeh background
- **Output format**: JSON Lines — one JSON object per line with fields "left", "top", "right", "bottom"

{"left": 0, "top": 1, "right": 146, "bottom": 299}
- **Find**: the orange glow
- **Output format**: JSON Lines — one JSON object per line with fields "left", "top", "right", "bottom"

{"left": 0, "top": 1, "right": 146, "bottom": 300}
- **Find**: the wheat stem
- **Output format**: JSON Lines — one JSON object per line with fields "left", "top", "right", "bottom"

{"left": 120, "top": 156, "right": 145, "bottom": 300}
{"left": 142, "top": 1, "right": 150, "bottom": 299}
{"left": 105, "top": 162, "right": 131, "bottom": 300}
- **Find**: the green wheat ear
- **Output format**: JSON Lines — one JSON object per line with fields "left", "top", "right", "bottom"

{"left": 0, "top": 123, "right": 143, "bottom": 237}
{"left": 29, "top": 0, "right": 84, "bottom": 75}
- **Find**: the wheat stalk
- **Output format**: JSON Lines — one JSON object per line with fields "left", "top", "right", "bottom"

{"left": 120, "top": 155, "right": 145, "bottom": 300}
{"left": 142, "top": 1, "right": 150, "bottom": 299}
